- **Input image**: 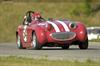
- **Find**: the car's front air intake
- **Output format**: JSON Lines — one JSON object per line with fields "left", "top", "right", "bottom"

{"left": 51, "top": 32, "right": 76, "bottom": 41}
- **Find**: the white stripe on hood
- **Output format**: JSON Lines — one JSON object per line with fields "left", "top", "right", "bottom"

{"left": 47, "top": 21, "right": 60, "bottom": 32}
{"left": 57, "top": 20, "right": 70, "bottom": 32}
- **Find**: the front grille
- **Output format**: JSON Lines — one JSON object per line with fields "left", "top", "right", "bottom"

{"left": 51, "top": 32, "right": 76, "bottom": 41}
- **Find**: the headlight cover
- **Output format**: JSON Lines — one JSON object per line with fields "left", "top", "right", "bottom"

{"left": 69, "top": 22, "right": 77, "bottom": 29}
{"left": 46, "top": 23, "right": 53, "bottom": 31}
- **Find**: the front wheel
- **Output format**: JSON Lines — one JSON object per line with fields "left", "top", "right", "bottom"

{"left": 31, "top": 33, "right": 41, "bottom": 50}
{"left": 62, "top": 45, "right": 69, "bottom": 49}
{"left": 79, "top": 39, "right": 88, "bottom": 49}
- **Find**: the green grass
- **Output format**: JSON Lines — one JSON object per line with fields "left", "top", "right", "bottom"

{"left": 89, "top": 39, "right": 100, "bottom": 42}
{"left": 0, "top": 56, "right": 100, "bottom": 66}
{"left": 0, "top": 2, "right": 100, "bottom": 42}
{"left": 0, "top": 0, "right": 100, "bottom": 2}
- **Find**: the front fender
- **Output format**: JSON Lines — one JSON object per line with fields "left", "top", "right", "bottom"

{"left": 76, "top": 22, "right": 88, "bottom": 41}
{"left": 34, "top": 26, "right": 46, "bottom": 45}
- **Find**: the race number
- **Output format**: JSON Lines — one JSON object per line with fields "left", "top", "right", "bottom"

{"left": 23, "top": 25, "right": 27, "bottom": 42}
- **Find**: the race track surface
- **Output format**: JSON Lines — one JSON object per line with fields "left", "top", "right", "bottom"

{"left": 0, "top": 42, "right": 100, "bottom": 61}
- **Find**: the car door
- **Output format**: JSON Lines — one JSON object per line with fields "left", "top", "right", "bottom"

{"left": 25, "top": 25, "right": 32, "bottom": 43}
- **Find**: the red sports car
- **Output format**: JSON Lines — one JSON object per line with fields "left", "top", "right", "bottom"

{"left": 16, "top": 11, "right": 88, "bottom": 50}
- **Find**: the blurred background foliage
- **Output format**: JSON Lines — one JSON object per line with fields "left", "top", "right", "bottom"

{"left": 0, "top": 0, "right": 100, "bottom": 2}
{"left": 0, "top": 0, "right": 100, "bottom": 42}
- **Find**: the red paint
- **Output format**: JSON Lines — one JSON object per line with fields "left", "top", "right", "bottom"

{"left": 16, "top": 13, "right": 88, "bottom": 48}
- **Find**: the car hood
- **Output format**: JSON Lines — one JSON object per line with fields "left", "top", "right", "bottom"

{"left": 47, "top": 20, "right": 70, "bottom": 32}
{"left": 37, "top": 20, "right": 71, "bottom": 32}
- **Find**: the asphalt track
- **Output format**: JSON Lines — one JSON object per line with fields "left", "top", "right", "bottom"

{"left": 0, "top": 42, "right": 100, "bottom": 61}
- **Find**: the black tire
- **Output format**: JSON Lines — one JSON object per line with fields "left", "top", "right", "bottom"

{"left": 79, "top": 39, "right": 88, "bottom": 49}
{"left": 62, "top": 45, "right": 69, "bottom": 49}
{"left": 17, "top": 35, "right": 25, "bottom": 49}
{"left": 31, "top": 33, "right": 41, "bottom": 50}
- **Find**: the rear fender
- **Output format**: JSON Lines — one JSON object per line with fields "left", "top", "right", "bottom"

{"left": 16, "top": 26, "right": 26, "bottom": 47}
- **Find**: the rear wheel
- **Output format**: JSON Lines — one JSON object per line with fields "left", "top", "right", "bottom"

{"left": 31, "top": 33, "right": 41, "bottom": 50}
{"left": 79, "top": 39, "right": 88, "bottom": 49}
{"left": 62, "top": 45, "right": 69, "bottom": 49}
{"left": 17, "top": 35, "right": 25, "bottom": 49}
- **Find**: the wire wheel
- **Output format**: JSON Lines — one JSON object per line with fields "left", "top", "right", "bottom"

{"left": 31, "top": 33, "right": 41, "bottom": 50}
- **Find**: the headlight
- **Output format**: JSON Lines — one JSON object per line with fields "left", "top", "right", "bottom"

{"left": 69, "top": 22, "right": 77, "bottom": 29}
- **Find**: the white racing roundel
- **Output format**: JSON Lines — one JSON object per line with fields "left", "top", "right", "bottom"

{"left": 23, "top": 25, "right": 27, "bottom": 42}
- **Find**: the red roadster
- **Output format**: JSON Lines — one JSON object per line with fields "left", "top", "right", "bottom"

{"left": 16, "top": 11, "right": 88, "bottom": 49}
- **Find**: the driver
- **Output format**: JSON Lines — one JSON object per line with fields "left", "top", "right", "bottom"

{"left": 23, "top": 11, "right": 45, "bottom": 25}
{"left": 32, "top": 12, "right": 45, "bottom": 22}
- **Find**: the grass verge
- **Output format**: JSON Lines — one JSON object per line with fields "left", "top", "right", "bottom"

{"left": 89, "top": 39, "right": 100, "bottom": 42}
{"left": 0, "top": 56, "right": 100, "bottom": 66}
